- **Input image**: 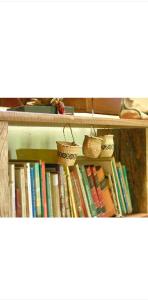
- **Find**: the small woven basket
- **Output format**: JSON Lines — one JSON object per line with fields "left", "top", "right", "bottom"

{"left": 56, "top": 126, "right": 81, "bottom": 166}
{"left": 83, "top": 135, "right": 103, "bottom": 158}
{"left": 82, "top": 127, "right": 103, "bottom": 158}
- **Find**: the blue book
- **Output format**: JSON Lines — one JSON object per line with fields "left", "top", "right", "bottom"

{"left": 30, "top": 166, "right": 36, "bottom": 217}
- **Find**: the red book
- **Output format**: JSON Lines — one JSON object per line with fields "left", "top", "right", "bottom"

{"left": 72, "top": 167, "right": 88, "bottom": 217}
{"left": 85, "top": 166, "right": 104, "bottom": 216}
{"left": 40, "top": 162, "right": 48, "bottom": 217}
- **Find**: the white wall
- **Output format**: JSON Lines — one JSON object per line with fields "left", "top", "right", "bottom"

{"left": 8, "top": 126, "right": 91, "bottom": 159}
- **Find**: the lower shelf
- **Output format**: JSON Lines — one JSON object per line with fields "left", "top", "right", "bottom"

{"left": 123, "top": 213, "right": 148, "bottom": 218}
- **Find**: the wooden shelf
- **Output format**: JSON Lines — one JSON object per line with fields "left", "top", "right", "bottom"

{"left": 124, "top": 213, "right": 148, "bottom": 218}
{"left": 0, "top": 111, "right": 148, "bottom": 128}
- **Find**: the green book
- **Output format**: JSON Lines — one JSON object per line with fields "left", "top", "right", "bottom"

{"left": 8, "top": 105, "right": 56, "bottom": 114}
{"left": 46, "top": 172, "right": 53, "bottom": 217}
{"left": 34, "top": 163, "right": 42, "bottom": 217}
{"left": 116, "top": 163, "right": 129, "bottom": 213}
{"left": 79, "top": 165, "right": 97, "bottom": 217}
{"left": 75, "top": 165, "right": 91, "bottom": 217}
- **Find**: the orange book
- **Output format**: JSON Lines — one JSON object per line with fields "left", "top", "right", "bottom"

{"left": 96, "top": 166, "right": 116, "bottom": 217}
{"left": 90, "top": 165, "right": 106, "bottom": 214}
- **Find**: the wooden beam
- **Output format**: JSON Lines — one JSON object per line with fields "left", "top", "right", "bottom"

{"left": 0, "top": 111, "right": 148, "bottom": 128}
{"left": 0, "top": 122, "right": 10, "bottom": 217}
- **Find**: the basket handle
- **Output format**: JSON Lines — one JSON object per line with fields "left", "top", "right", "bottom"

{"left": 90, "top": 126, "right": 97, "bottom": 137}
{"left": 63, "top": 125, "right": 76, "bottom": 144}
{"left": 90, "top": 98, "right": 97, "bottom": 136}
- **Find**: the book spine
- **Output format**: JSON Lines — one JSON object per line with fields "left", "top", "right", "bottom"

{"left": 96, "top": 166, "right": 116, "bottom": 217}
{"left": 40, "top": 162, "right": 48, "bottom": 217}
{"left": 15, "top": 188, "right": 22, "bottom": 217}
{"left": 122, "top": 165, "right": 133, "bottom": 214}
{"left": 65, "top": 167, "right": 78, "bottom": 218}
{"left": 79, "top": 166, "right": 97, "bottom": 217}
{"left": 24, "top": 164, "right": 30, "bottom": 217}
{"left": 75, "top": 164, "right": 91, "bottom": 217}
{"left": 111, "top": 158, "right": 127, "bottom": 215}
{"left": 34, "top": 163, "right": 42, "bottom": 217}
{"left": 90, "top": 165, "right": 106, "bottom": 215}
{"left": 73, "top": 167, "right": 88, "bottom": 217}
{"left": 59, "top": 166, "right": 66, "bottom": 218}
{"left": 85, "top": 165, "right": 104, "bottom": 216}
{"left": 107, "top": 174, "right": 121, "bottom": 216}
{"left": 50, "top": 173, "right": 61, "bottom": 217}
{"left": 63, "top": 171, "right": 71, "bottom": 217}
{"left": 46, "top": 172, "right": 53, "bottom": 217}
{"left": 70, "top": 169, "right": 84, "bottom": 217}
{"left": 20, "top": 168, "right": 27, "bottom": 217}
{"left": 26, "top": 163, "right": 33, "bottom": 218}
{"left": 116, "top": 165, "right": 129, "bottom": 213}
{"left": 30, "top": 167, "right": 36, "bottom": 218}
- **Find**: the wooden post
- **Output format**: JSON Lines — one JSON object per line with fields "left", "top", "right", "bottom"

{"left": 0, "top": 122, "right": 10, "bottom": 217}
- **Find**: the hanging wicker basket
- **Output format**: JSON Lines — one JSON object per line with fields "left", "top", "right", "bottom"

{"left": 56, "top": 126, "right": 81, "bottom": 166}
{"left": 82, "top": 126, "right": 103, "bottom": 158}
{"left": 83, "top": 135, "right": 103, "bottom": 158}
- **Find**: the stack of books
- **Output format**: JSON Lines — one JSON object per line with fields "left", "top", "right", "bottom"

{"left": 8, "top": 157, "right": 133, "bottom": 217}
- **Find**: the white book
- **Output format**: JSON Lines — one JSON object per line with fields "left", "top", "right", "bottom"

{"left": 50, "top": 173, "right": 61, "bottom": 217}
{"left": 26, "top": 163, "right": 33, "bottom": 217}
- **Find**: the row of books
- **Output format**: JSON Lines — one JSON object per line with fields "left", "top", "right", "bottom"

{"left": 8, "top": 157, "right": 133, "bottom": 217}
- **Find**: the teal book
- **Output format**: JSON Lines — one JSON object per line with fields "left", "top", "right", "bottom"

{"left": 111, "top": 158, "right": 127, "bottom": 215}
{"left": 46, "top": 172, "right": 53, "bottom": 217}
{"left": 79, "top": 165, "right": 97, "bottom": 217}
{"left": 34, "top": 163, "right": 42, "bottom": 217}
{"left": 30, "top": 166, "right": 36, "bottom": 217}
{"left": 122, "top": 165, "right": 133, "bottom": 213}
{"left": 116, "top": 164, "right": 129, "bottom": 213}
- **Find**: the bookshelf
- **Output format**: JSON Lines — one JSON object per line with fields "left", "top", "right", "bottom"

{"left": 0, "top": 110, "right": 148, "bottom": 217}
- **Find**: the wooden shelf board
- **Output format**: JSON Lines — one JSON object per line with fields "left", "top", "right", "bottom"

{"left": 0, "top": 111, "right": 148, "bottom": 128}
{"left": 123, "top": 213, "right": 148, "bottom": 218}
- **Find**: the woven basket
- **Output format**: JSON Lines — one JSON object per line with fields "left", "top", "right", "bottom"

{"left": 56, "top": 126, "right": 81, "bottom": 166}
{"left": 82, "top": 135, "right": 103, "bottom": 158}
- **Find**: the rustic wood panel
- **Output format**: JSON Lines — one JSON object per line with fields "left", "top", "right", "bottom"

{"left": 63, "top": 98, "right": 87, "bottom": 112}
{"left": 63, "top": 98, "right": 122, "bottom": 115}
{"left": 0, "top": 98, "right": 23, "bottom": 107}
{"left": 97, "top": 128, "right": 148, "bottom": 213}
{"left": 0, "top": 122, "right": 10, "bottom": 217}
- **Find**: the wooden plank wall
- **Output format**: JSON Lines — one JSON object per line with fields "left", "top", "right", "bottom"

{"left": 63, "top": 98, "right": 122, "bottom": 115}
{"left": 97, "top": 128, "right": 148, "bottom": 213}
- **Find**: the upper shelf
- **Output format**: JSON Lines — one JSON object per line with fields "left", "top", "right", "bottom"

{"left": 0, "top": 111, "right": 148, "bottom": 128}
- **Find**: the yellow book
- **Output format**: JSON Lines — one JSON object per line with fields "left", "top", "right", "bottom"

{"left": 64, "top": 166, "right": 78, "bottom": 218}
{"left": 16, "top": 149, "right": 58, "bottom": 164}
